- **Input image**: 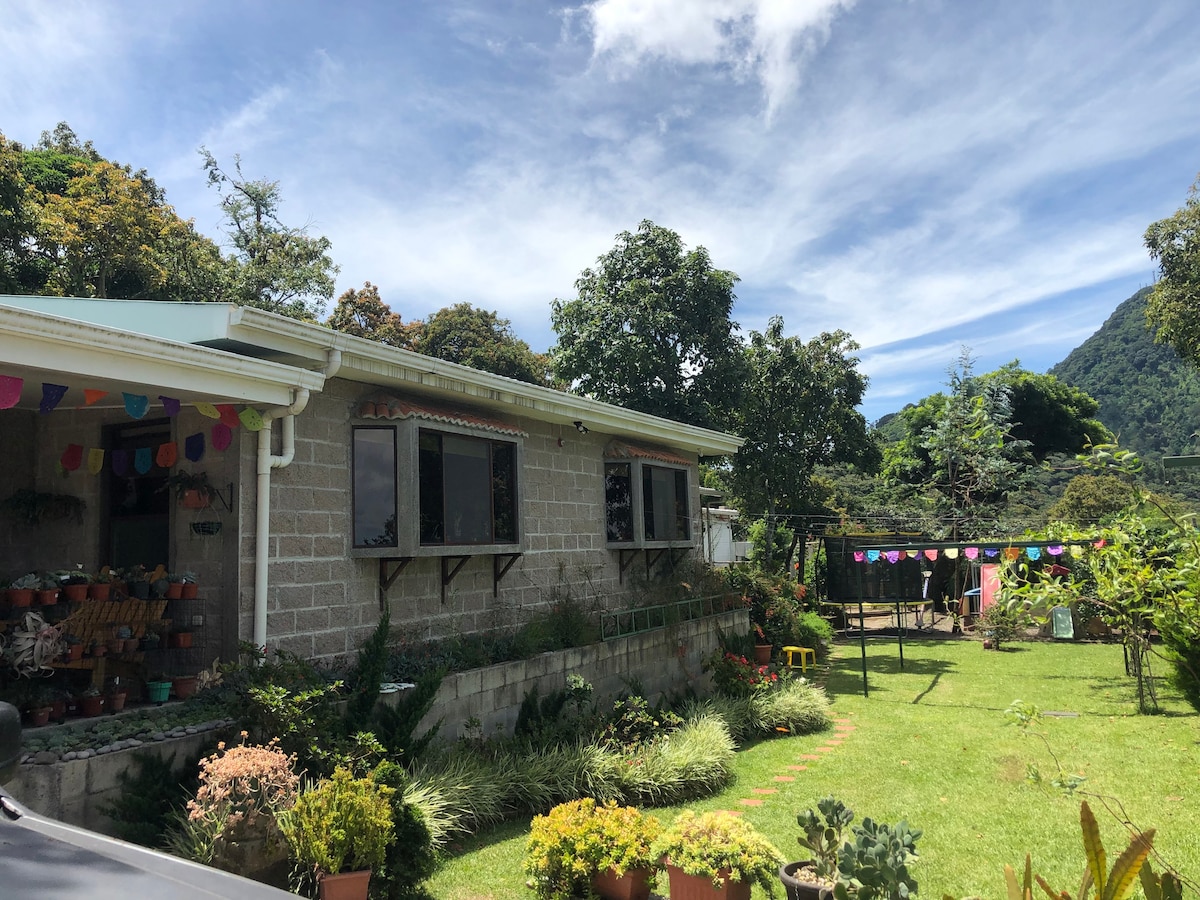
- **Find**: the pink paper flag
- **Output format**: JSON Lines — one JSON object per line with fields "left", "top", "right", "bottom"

{"left": 0, "top": 375, "right": 22, "bottom": 409}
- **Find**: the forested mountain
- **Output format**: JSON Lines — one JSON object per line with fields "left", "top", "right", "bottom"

{"left": 1050, "top": 287, "right": 1200, "bottom": 458}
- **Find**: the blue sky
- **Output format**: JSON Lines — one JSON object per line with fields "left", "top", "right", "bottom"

{"left": 4, "top": 0, "right": 1199, "bottom": 423}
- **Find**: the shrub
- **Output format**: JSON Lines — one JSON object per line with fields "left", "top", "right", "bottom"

{"left": 102, "top": 749, "right": 202, "bottom": 848}
{"left": 652, "top": 810, "right": 784, "bottom": 896}
{"left": 277, "top": 767, "right": 394, "bottom": 883}
{"left": 525, "top": 799, "right": 661, "bottom": 900}
{"left": 600, "top": 694, "right": 683, "bottom": 750}
{"left": 793, "top": 610, "right": 834, "bottom": 656}
{"left": 371, "top": 760, "right": 437, "bottom": 899}
{"left": 705, "top": 651, "right": 780, "bottom": 698}
{"left": 687, "top": 680, "right": 831, "bottom": 742}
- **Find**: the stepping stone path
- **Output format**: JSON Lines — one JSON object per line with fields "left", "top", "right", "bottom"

{"left": 731, "top": 712, "right": 859, "bottom": 810}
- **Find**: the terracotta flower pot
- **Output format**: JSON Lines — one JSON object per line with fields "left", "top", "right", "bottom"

{"left": 754, "top": 644, "right": 773, "bottom": 665}
{"left": 166, "top": 582, "right": 184, "bottom": 600}
{"left": 180, "top": 582, "right": 199, "bottom": 600}
{"left": 8, "top": 588, "right": 34, "bottom": 607}
{"left": 169, "top": 631, "right": 193, "bottom": 649}
{"left": 64, "top": 643, "right": 83, "bottom": 662}
{"left": 106, "top": 691, "right": 128, "bottom": 712}
{"left": 319, "top": 868, "right": 372, "bottom": 900}
{"left": 62, "top": 583, "right": 89, "bottom": 603}
{"left": 36, "top": 588, "right": 59, "bottom": 606}
{"left": 77, "top": 694, "right": 104, "bottom": 717}
{"left": 181, "top": 489, "right": 210, "bottom": 509}
{"left": 593, "top": 866, "right": 655, "bottom": 900}
{"left": 665, "top": 865, "right": 750, "bottom": 900}
{"left": 88, "top": 582, "right": 112, "bottom": 601}
{"left": 123, "top": 638, "right": 140, "bottom": 654}
{"left": 172, "top": 675, "right": 199, "bottom": 700}
{"left": 25, "top": 706, "right": 52, "bottom": 728}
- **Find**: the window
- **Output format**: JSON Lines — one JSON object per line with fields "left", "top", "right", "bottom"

{"left": 352, "top": 427, "right": 397, "bottom": 548}
{"left": 419, "top": 430, "right": 518, "bottom": 546}
{"left": 605, "top": 459, "right": 692, "bottom": 546}
{"left": 351, "top": 419, "right": 522, "bottom": 556}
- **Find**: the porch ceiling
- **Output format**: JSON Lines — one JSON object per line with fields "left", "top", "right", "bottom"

{"left": 0, "top": 303, "right": 325, "bottom": 410}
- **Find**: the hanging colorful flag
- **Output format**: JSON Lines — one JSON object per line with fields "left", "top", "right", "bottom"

{"left": 0, "top": 375, "right": 23, "bottom": 409}
{"left": 184, "top": 432, "right": 205, "bottom": 462}
{"left": 212, "top": 422, "right": 232, "bottom": 451}
{"left": 156, "top": 442, "right": 178, "bottom": 468}
{"left": 885, "top": 550, "right": 900, "bottom": 564}
{"left": 112, "top": 449, "right": 132, "bottom": 476}
{"left": 1069, "top": 545, "right": 1084, "bottom": 558}
{"left": 123, "top": 392, "right": 150, "bottom": 419}
{"left": 134, "top": 446, "right": 153, "bottom": 474}
{"left": 1093, "top": 539, "right": 1106, "bottom": 548}
{"left": 944, "top": 548, "right": 959, "bottom": 559}
{"left": 964, "top": 547, "right": 979, "bottom": 559}
{"left": 216, "top": 404, "right": 240, "bottom": 429}
{"left": 239, "top": 407, "right": 264, "bottom": 431}
{"left": 905, "top": 549, "right": 919, "bottom": 558}
{"left": 984, "top": 548, "right": 1000, "bottom": 558}
{"left": 40, "top": 383, "right": 68, "bottom": 414}
{"left": 1003, "top": 547, "right": 1020, "bottom": 561}
{"left": 1027, "top": 546, "right": 1042, "bottom": 561}
{"left": 87, "top": 448, "right": 105, "bottom": 475}
{"left": 60, "top": 443, "right": 83, "bottom": 471}
{"left": 853, "top": 551, "right": 865, "bottom": 562}
{"left": 195, "top": 402, "right": 220, "bottom": 419}
{"left": 159, "top": 395, "right": 181, "bottom": 417}
{"left": 923, "top": 548, "right": 938, "bottom": 560}
{"left": 83, "top": 389, "right": 108, "bottom": 407}
{"left": 866, "top": 550, "right": 880, "bottom": 562}
{"left": 1047, "top": 545, "right": 1063, "bottom": 556}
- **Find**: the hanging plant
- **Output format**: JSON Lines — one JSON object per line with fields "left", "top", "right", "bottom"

{"left": 1, "top": 489, "right": 86, "bottom": 526}
{"left": 5, "top": 611, "right": 65, "bottom": 677}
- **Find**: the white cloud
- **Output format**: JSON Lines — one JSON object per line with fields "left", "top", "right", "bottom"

{"left": 581, "top": 0, "right": 854, "bottom": 115}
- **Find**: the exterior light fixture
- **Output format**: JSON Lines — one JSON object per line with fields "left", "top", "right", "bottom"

{"left": 573, "top": 421, "right": 588, "bottom": 434}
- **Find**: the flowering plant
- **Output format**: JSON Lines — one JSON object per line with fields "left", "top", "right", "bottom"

{"left": 705, "top": 651, "right": 781, "bottom": 697}
{"left": 525, "top": 798, "right": 662, "bottom": 900}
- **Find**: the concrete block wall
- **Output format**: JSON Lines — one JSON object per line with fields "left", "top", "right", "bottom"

{"left": 417, "top": 609, "right": 745, "bottom": 740}
{"left": 246, "top": 378, "right": 707, "bottom": 662}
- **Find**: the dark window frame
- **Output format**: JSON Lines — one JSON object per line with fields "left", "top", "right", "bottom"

{"left": 604, "top": 458, "right": 694, "bottom": 549}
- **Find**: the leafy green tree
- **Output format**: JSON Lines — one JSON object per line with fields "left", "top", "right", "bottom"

{"left": 201, "top": 149, "right": 337, "bottom": 320}
{"left": 730, "top": 316, "right": 874, "bottom": 569}
{"left": 1046, "top": 474, "right": 1136, "bottom": 525}
{"left": 1145, "top": 173, "right": 1200, "bottom": 366}
{"left": 411, "top": 302, "right": 550, "bottom": 385}
{"left": 551, "top": 220, "right": 743, "bottom": 428}
{"left": 979, "top": 364, "right": 1110, "bottom": 461}
{"left": 326, "top": 282, "right": 414, "bottom": 348}
{"left": 0, "top": 133, "right": 40, "bottom": 293}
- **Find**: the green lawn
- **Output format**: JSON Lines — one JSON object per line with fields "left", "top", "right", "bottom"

{"left": 427, "top": 638, "right": 1199, "bottom": 899}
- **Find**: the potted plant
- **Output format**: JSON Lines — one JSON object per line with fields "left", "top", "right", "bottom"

{"left": 62, "top": 633, "right": 84, "bottom": 662}
{"left": 7, "top": 572, "right": 38, "bottom": 607}
{"left": 165, "top": 470, "right": 214, "bottom": 509}
{"left": 36, "top": 574, "right": 59, "bottom": 606}
{"left": 61, "top": 570, "right": 91, "bottom": 603}
{"left": 13, "top": 681, "right": 55, "bottom": 728}
{"left": 165, "top": 573, "right": 185, "bottom": 600}
{"left": 780, "top": 797, "right": 854, "bottom": 900}
{"left": 89, "top": 567, "right": 114, "bottom": 601}
{"left": 106, "top": 678, "right": 128, "bottom": 712}
{"left": 172, "top": 672, "right": 200, "bottom": 700}
{"left": 169, "top": 627, "right": 194, "bottom": 649}
{"left": 180, "top": 571, "right": 200, "bottom": 600}
{"left": 146, "top": 673, "right": 172, "bottom": 705}
{"left": 754, "top": 624, "right": 773, "bottom": 664}
{"left": 124, "top": 564, "right": 152, "bottom": 599}
{"left": 525, "top": 798, "right": 662, "bottom": 900}
{"left": 781, "top": 797, "right": 921, "bottom": 900}
{"left": 277, "top": 766, "right": 394, "bottom": 900}
{"left": 77, "top": 686, "right": 104, "bottom": 717}
{"left": 652, "top": 810, "right": 784, "bottom": 900}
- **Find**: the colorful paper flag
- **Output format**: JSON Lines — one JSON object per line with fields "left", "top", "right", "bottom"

{"left": 87, "top": 448, "right": 105, "bottom": 475}
{"left": 159, "top": 395, "right": 181, "bottom": 416}
{"left": 212, "top": 422, "right": 232, "bottom": 451}
{"left": 123, "top": 392, "right": 150, "bottom": 419}
{"left": 40, "top": 383, "right": 68, "bottom": 414}
{"left": 0, "top": 375, "right": 23, "bottom": 409}
{"left": 184, "top": 432, "right": 205, "bottom": 462}
{"left": 156, "top": 442, "right": 178, "bottom": 468}
{"left": 60, "top": 443, "right": 83, "bottom": 471}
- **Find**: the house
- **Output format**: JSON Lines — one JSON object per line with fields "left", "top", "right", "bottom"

{"left": 0, "top": 296, "right": 744, "bottom": 676}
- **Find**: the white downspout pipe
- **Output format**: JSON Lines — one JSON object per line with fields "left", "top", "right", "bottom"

{"left": 252, "top": 349, "right": 341, "bottom": 652}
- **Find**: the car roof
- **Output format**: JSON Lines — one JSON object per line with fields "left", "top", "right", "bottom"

{"left": 0, "top": 788, "right": 297, "bottom": 900}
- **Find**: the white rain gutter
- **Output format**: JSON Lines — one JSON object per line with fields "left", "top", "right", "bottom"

{"left": 252, "top": 348, "right": 342, "bottom": 652}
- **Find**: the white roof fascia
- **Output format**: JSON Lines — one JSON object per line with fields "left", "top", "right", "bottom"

{"left": 0, "top": 304, "right": 324, "bottom": 406}
{"left": 222, "top": 307, "right": 745, "bottom": 457}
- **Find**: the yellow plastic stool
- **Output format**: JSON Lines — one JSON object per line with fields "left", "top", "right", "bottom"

{"left": 781, "top": 645, "right": 815, "bottom": 673}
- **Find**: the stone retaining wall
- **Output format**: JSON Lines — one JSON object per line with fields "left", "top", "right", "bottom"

{"left": 418, "top": 609, "right": 745, "bottom": 740}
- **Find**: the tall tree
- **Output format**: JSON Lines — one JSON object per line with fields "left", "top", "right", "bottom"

{"left": 201, "top": 150, "right": 337, "bottom": 320}
{"left": 411, "top": 303, "right": 550, "bottom": 385}
{"left": 551, "top": 220, "right": 743, "bottom": 428}
{"left": 327, "top": 282, "right": 414, "bottom": 348}
{"left": 730, "top": 316, "right": 873, "bottom": 570}
{"left": 1145, "top": 173, "right": 1200, "bottom": 365}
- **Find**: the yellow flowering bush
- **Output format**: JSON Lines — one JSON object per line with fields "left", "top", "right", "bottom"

{"left": 277, "top": 767, "right": 394, "bottom": 879}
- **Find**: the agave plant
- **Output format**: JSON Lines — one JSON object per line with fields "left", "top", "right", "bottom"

{"left": 5, "top": 611, "right": 64, "bottom": 677}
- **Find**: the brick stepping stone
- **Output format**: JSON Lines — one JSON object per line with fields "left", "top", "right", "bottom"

{"left": 773, "top": 776, "right": 796, "bottom": 782}
{"left": 752, "top": 788, "right": 777, "bottom": 795}
{"left": 738, "top": 798, "right": 764, "bottom": 807}
{"left": 815, "top": 746, "right": 837, "bottom": 753}
{"left": 799, "top": 754, "right": 821, "bottom": 760}
{"left": 717, "top": 809, "right": 745, "bottom": 816}
{"left": 835, "top": 725, "right": 856, "bottom": 732}
{"left": 834, "top": 718, "right": 852, "bottom": 725}
{"left": 826, "top": 739, "right": 844, "bottom": 745}
{"left": 786, "top": 765, "right": 809, "bottom": 771}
